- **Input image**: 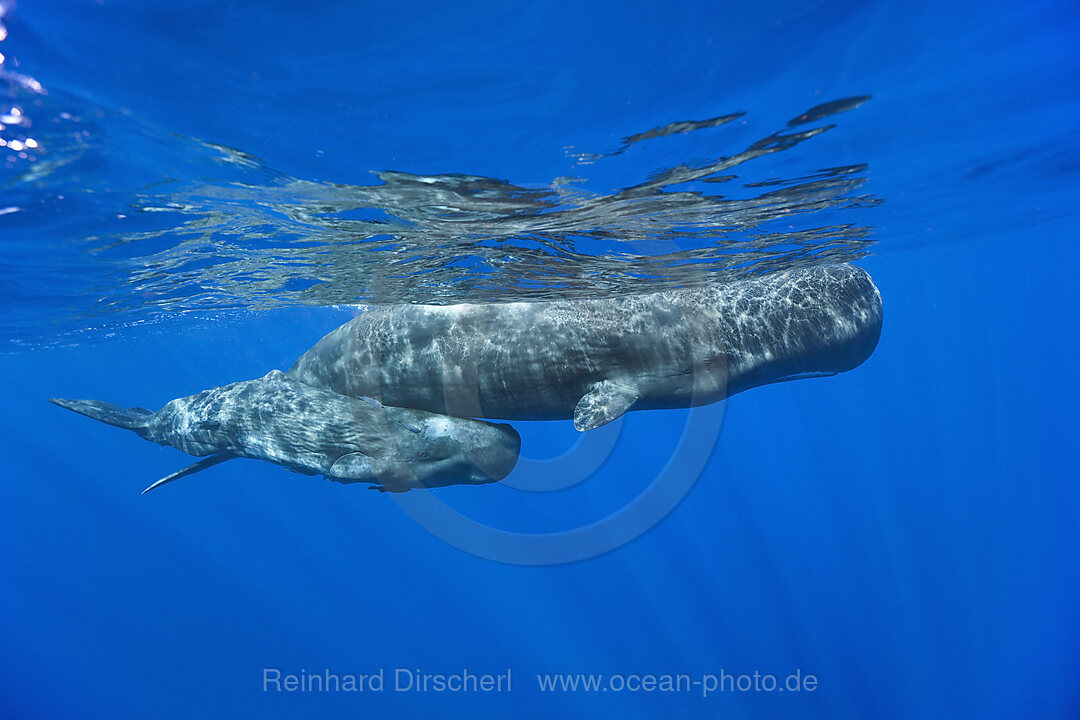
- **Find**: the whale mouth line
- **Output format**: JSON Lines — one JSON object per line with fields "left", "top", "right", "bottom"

{"left": 771, "top": 370, "right": 840, "bottom": 383}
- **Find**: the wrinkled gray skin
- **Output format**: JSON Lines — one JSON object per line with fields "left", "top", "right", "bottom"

{"left": 288, "top": 264, "right": 883, "bottom": 431}
{"left": 49, "top": 370, "right": 521, "bottom": 492}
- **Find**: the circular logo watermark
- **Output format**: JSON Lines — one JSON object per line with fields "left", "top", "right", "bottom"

{"left": 391, "top": 398, "right": 726, "bottom": 566}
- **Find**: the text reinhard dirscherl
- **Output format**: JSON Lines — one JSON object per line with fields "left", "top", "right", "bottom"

{"left": 263, "top": 668, "right": 512, "bottom": 694}
{"left": 262, "top": 668, "right": 819, "bottom": 697}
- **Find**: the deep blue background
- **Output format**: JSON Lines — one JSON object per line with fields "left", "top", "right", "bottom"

{"left": 2, "top": 1, "right": 1079, "bottom": 718}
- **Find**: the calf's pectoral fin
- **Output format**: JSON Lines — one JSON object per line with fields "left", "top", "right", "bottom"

{"left": 142, "top": 453, "right": 236, "bottom": 494}
{"left": 573, "top": 380, "right": 639, "bottom": 432}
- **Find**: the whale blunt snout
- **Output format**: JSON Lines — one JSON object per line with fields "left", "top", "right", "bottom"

{"left": 724, "top": 264, "right": 884, "bottom": 393}
{"left": 465, "top": 422, "right": 522, "bottom": 485}
{"left": 792, "top": 264, "right": 882, "bottom": 377}
{"left": 365, "top": 419, "right": 522, "bottom": 491}
{"left": 827, "top": 264, "right": 884, "bottom": 374}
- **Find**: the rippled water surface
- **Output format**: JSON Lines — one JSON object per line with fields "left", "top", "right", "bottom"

{"left": 3, "top": 58, "right": 879, "bottom": 344}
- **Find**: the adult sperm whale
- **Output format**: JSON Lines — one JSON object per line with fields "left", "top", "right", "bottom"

{"left": 50, "top": 370, "right": 520, "bottom": 492}
{"left": 288, "top": 263, "right": 883, "bottom": 431}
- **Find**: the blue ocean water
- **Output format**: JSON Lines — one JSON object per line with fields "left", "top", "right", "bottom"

{"left": 2, "top": 0, "right": 1078, "bottom": 718}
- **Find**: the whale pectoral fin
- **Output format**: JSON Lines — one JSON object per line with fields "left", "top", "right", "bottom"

{"left": 328, "top": 452, "right": 377, "bottom": 482}
{"left": 142, "top": 453, "right": 236, "bottom": 494}
{"left": 574, "top": 380, "right": 639, "bottom": 431}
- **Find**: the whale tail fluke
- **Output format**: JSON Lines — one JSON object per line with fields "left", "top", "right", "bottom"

{"left": 48, "top": 397, "right": 236, "bottom": 493}
{"left": 48, "top": 397, "right": 154, "bottom": 432}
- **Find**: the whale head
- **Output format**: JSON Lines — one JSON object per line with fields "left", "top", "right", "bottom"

{"left": 342, "top": 404, "right": 521, "bottom": 492}
{"left": 722, "top": 264, "right": 883, "bottom": 394}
